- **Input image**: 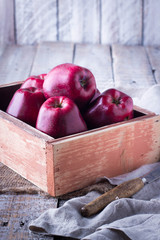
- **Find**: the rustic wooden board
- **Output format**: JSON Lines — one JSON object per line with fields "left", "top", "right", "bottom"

{"left": 0, "top": 45, "right": 36, "bottom": 84}
{"left": 53, "top": 113, "right": 160, "bottom": 196}
{"left": 101, "top": 0, "right": 142, "bottom": 45}
{"left": 74, "top": 43, "right": 113, "bottom": 92}
{"left": 0, "top": 0, "right": 14, "bottom": 56}
{"left": 2, "top": 0, "right": 160, "bottom": 47}
{"left": 15, "top": 0, "right": 57, "bottom": 45}
{"left": 31, "top": 42, "right": 74, "bottom": 75}
{"left": 0, "top": 194, "right": 57, "bottom": 239}
{"left": 112, "top": 44, "right": 156, "bottom": 97}
{"left": 146, "top": 46, "right": 160, "bottom": 84}
{"left": 58, "top": 0, "right": 100, "bottom": 43}
{"left": 143, "top": 0, "right": 160, "bottom": 46}
{"left": 0, "top": 110, "right": 55, "bottom": 195}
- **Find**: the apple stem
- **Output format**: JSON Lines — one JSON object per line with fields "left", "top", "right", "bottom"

{"left": 112, "top": 97, "right": 121, "bottom": 106}
{"left": 53, "top": 99, "right": 63, "bottom": 108}
{"left": 80, "top": 77, "right": 87, "bottom": 88}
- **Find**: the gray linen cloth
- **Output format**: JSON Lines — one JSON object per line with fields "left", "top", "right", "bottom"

{"left": 29, "top": 162, "right": 160, "bottom": 240}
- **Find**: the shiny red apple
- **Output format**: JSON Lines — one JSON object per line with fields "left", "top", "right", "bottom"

{"left": 84, "top": 88, "right": 133, "bottom": 129}
{"left": 43, "top": 63, "right": 96, "bottom": 111}
{"left": 36, "top": 96, "right": 87, "bottom": 138}
{"left": 21, "top": 74, "right": 46, "bottom": 89}
{"left": 6, "top": 87, "right": 45, "bottom": 127}
{"left": 89, "top": 88, "right": 101, "bottom": 104}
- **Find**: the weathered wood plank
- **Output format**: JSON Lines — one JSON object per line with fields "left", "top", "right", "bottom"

{"left": 53, "top": 112, "right": 160, "bottom": 196}
{"left": 15, "top": 0, "right": 57, "bottom": 44}
{"left": 0, "top": 45, "right": 36, "bottom": 84}
{"left": 0, "top": 194, "right": 57, "bottom": 239}
{"left": 0, "top": 109, "right": 54, "bottom": 194}
{"left": 2, "top": 0, "right": 160, "bottom": 46}
{"left": 112, "top": 44, "right": 155, "bottom": 98}
{"left": 31, "top": 42, "right": 74, "bottom": 75}
{"left": 74, "top": 43, "right": 113, "bottom": 92}
{"left": 58, "top": 0, "right": 100, "bottom": 43}
{"left": 143, "top": 0, "right": 160, "bottom": 46}
{"left": 146, "top": 46, "right": 160, "bottom": 84}
{"left": 0, "top": 0, "right": 15, "bottom": 56}
{"left": 101, "top": 0, "right": 142, "bottom": 45}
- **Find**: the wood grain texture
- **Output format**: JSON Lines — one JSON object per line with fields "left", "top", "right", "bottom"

{"left": 0, "top": 110, "right": 54, "bottom": 194}
{"left": 15, "top": 0, "right": 57, "bottom": 44}
{"left": 31, "top": 41, "right": 74, "bottom": 75}
{"left": 53, "top": 113, "right": 160, "bottom": 196}
{"left": 1, "top": 0, "right": 160, "bottom": 46}
{"left": 146, "top": 46, "right": 160, "bottom": 84}
{"left": 58, "top": 0, "right": 100, "bottom": 43}
{"left": 112, "top": 44, "right": 156, "bottom": 98}
{"left": 101, "top": 0, "right": 142, "bottom": 45}
{"left": 0, "top": 0, "right": 14, "bottom": 55}
{"left": 143, "top": 0, "right": 160, "bottom": 46}
{"left": 0, "top": 194, "right": 57, "bottom": 239}
{"left": 0, "top": 45, "right": 36, "bottom": 84}
{"left": 74, "top": 43, "right": 113, "bottom": 92}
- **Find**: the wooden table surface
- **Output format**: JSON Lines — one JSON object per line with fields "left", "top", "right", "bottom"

{"left": 0, "top": 42, "right": 160, "bottom": 239}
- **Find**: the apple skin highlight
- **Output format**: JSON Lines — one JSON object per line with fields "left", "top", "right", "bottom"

{"left": 36, "top": 96, "right": 87, "bottom": 138}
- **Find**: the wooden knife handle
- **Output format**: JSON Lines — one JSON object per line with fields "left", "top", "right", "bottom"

{"left": 81, "top": 177, "right": 144, "bottom": 217}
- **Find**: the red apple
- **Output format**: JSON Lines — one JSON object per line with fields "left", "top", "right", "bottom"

{"left": 6, "top": 87, "right": 45, "bottom": 127}
{"left": 36, "top": 96, "right": 87, "bottom": 138}
{"left": 84, "top": 88, "right": 133, "bottom": 129}
{"left": 38, "top": 73, "right": 47, "bottom": 80}
{"left": 89, "top": 88, "right": 101, "bottom": 104}
{"left": 21, "top": 74, "right": 46, "bottom": 89}
{"left": 43, "top": 63, "right": 96, "bottom": 111}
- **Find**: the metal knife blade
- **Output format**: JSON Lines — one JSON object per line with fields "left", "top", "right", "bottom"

{"left": 81, "top": 164, "right": 160, "bottom": 217}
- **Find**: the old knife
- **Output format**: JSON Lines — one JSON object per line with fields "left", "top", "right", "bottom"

{"left": 81, "top": 164, "right": 160, "bottom": 217}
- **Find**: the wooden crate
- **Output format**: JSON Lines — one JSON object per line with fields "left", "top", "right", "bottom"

{"left": 0, "top": 82, "right": 160, "bottom": 197}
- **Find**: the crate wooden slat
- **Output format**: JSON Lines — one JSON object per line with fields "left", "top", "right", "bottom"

{"left": 0, "top": 110, "right": 55, "bottom": 194}
{"left": 0, "top": 82, "right": 160, "bottom": 197}
{"left": 52, "top": 109, "right": 160, "bottom": 196}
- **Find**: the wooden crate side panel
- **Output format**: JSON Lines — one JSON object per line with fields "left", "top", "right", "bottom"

{"left": 54, "top": 115, "right": 160, "bottom": 196}
{"left": 0, "top": 112, "right": 49, "bottom": 193}
{"left": 45, "top": 142, "right": 55, "bottom": 196}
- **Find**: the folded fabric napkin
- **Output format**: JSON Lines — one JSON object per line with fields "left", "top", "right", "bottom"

{"left": 29, "top": 162, "right": 160, "bottom": 240}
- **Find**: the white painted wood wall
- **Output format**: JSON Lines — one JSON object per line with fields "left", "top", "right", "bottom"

{"left": 1, "top": 0, "right": 160, "bottom": 55}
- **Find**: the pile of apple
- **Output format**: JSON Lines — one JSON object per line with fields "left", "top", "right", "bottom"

{"left": 6, "top": 63, "right": 133, "bottom": 138}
